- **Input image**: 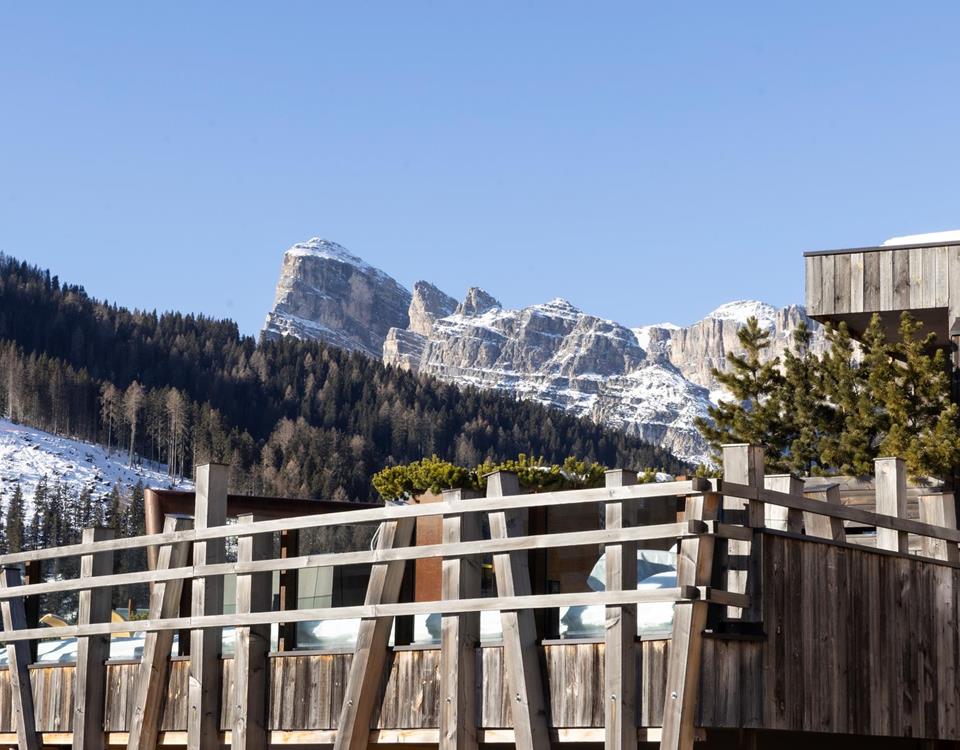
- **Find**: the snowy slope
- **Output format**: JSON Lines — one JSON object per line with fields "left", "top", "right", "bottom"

{"left": 0, "top": 419, "right": 192, "bottom": 506}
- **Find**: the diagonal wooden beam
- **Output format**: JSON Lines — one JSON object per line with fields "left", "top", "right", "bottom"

{"left": 659, "top": 492, "right": 721, "bottom": 750}
{"left": 486, "top": 470, "right": 550, "bottom": 750}
{"left": 334, "top": 515, "right": 415, "bottom": 750}
{"left": 73, "top": 527, "right": 115, "bottom": 750}
{"left": 233, "top": 514, "right": 273, "bottom": 750}
{"left": 127, "top": 516, "right": 193, "bottom": 750}
{"left": 0, "top": 566, "right": 39, "bottom": 750}
{"left": 439, "top": 489, "right": 482, "bottom": 750}
{"left": 604, "top": 469, "right": 639, "bottom": 750}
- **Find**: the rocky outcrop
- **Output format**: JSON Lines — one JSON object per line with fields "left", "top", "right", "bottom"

{"left": 262, "top": 239, "right": 411, "bottom": 358}
{"left": 408, "top": 281, "right": 457, "bottom": 336}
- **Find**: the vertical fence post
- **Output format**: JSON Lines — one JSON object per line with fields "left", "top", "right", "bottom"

{"left": 0, "top": 566, "right": 39, "bottom": 750}
{"left": 188, "top": 463, "right": 229, "bottom": 750}
{"left": 127, "top": 515, "right": 193, "bottom": 750}
{"left": 73, "top": 527, "right": 116, "bottom": 750}
{"left": 875, "top": 457, "right": 908, "bottom": 553}
{"left": 334, "top": 514, "right": 415, "bottom": 750}
{"left": 763, "top": 475, "right": 803, "bottom": 533}
{"left": 721, "top": 444, "right": 764, "bottom": 621}
{"left": 278, "top": 529, "right": 299, "bottom": 652}
{"left": 918, "top": 492, "right": 959, "bottom": 562}
{"left": 604, "top": 469, "right": 639, "bottom": 750}
{"left": 233, "top": 514, "right": 273, "bottom": 750}
{"left": 486, "top": 470, "right": 550, "bottom": 750}
{"left": 660, "top": 489, "right": 721, "bottom": 750}
{"left": 439, "top": 488, "right": 482, "bottom": 750}
{"left": 803, "top": 485, "right": 846, "bottom": 542}
{"left": 22, "top": 560, "right": 40, "bottom": 663}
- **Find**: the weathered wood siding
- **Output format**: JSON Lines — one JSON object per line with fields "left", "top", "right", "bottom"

{"left": 805, "top": 245, "right": 960, "bottom": 316}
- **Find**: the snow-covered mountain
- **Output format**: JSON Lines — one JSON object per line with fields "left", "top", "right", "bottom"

{"left": 0, "top": 419, "right": 191, "bottom": 508}
{"left": 263, "top": 239, "right": 826, "bottom": 465}
{"left": 262, "top": 238, "right": 412, "bottom": 357}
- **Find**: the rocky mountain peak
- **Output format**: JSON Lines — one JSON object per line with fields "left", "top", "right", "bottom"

{"left": 262, "top": 238, "right": 411, "bottom": 358}
{"left": 455, "top": 287, "right": 501, "bottom": 318}
{"left": 408, "top": 281, "right": 458, "bottom": 336}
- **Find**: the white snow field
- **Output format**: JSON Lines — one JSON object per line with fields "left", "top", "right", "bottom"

{"left": 0, "top": 418, "right": 192, "bottom": 506}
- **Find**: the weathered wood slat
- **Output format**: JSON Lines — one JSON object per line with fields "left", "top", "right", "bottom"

{"left": 232, "top": 514, "right": 273, "bottom": 750}
{"left": 0, "top": 521, "right": 706, "bottom": 603}
{"left": 73, "top": 528, "right": 115, "bottom": 750}
{"left": 918, "top": 493, "right": 959, "bottom": 562}
{"left": 603, "top": 469, "right": 639, "bottom": 750}
{"left": 803, "top": 485, "right": 845, "bottom": 542}
{"left": 875, "top": 458, "right": 908, "bottom": 553}
{"left": 0, "top": 567, "right": 39, "bottom": 750}
{"left": 849, "top": 252, "right": 864, "bottom": 313}
{"left": 863, "top": 250, "right": 881, "bottom": 310}
{"left": 127, "top": 517, "right": 194, "bottom": 750}
{"left": 763, "top": 475, "right": 803, "bottom": 533}
{"left": 188, "top": 464, "right": 228, "bottom": 750}
{"left": 439, "top": 489, "right": 481, "bottom": 750}
{"left": 486, "top": 471, "right": 550, "bottom": 750}
{"left": 334, "top": 516, "right": 415, "bottom": 750}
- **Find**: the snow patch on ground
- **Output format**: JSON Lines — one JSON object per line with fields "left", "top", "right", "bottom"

{"left": 0, "top": 419, "right": 191, "bottom": 507}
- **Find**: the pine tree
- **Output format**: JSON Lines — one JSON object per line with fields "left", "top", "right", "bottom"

{"left": 778, "top": 320, "right": 829, "bottom": 474}
{"left": 818, "top": 317, "right": 890, "bottom": 475}
{"left": 5, "top": 484, "right": 25, "bottom": 554}
{"left": 879, "top": 312, "right": 960, "bottom": 478}
{"left": 695, "top": 316, "right": 787, "bottom": 469}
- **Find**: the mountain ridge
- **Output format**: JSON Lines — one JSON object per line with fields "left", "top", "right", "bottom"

{"left": 264, "top": 239, "right": 827, "bottom": 464}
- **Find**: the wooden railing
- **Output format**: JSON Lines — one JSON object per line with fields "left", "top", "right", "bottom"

{"left": 0, "top": 447, "right": 956, "bottom": 750}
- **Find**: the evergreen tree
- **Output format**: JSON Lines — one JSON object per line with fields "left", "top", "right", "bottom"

{"left": 778, "top": 320, "right": 829, "bottom": 474}
{"left": 879, "top": 312, "right": 960, "bottom": 478}
{"left": 695, "top": 317, "right": 788, "bottom": 469}
{"left": 5, "top": 484, "right": 25, "bottom": 554}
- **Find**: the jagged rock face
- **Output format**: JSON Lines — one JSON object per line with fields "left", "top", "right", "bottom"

{"left": 384, "top": 295, "right": 715, "bottom": 464}
{"left": 262, "top": 239, "right": 411, "bottom": 358}
{"left": 456, "top": 287, "right": 501, "bottom": 317}
{"left": 650, "top": 302, "right": 828, "bottom": 402}
{"left": 384, "top": 295, "right": 828, "bottom": 466}
{"left": 408, "top": 281, "right": 457, "bottom": 336}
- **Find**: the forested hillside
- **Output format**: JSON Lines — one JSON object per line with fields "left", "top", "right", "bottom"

{"left": 0, "top": 255, "right": 685, "bottom": 501}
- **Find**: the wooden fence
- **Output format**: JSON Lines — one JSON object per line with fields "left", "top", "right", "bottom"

{"left": 0, "top": 447, "right": 957, "bottom": 750}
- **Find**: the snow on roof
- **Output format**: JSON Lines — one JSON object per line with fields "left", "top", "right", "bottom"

{"left": 882, "top": 230, "right": 960, "bottom": 247}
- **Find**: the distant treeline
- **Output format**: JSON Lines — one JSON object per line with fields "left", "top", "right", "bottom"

{"left": 0, "top": 255, "right": 685, "bottom": 501}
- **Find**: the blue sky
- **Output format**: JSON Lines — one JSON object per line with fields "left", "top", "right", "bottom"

{"left": 2, "top": 3, "right": 960, "bottom": 335}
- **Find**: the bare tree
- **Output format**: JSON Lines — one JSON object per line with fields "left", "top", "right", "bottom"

{"left": 99, "top": 383, "right": 119, "bottom": 453}
{"left": 123, "top": 381, "right": 145, "bottom": 466}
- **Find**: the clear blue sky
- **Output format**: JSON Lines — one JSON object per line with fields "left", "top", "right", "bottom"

{"left": 3, "top": 3, "right": 960, "bottom": 335}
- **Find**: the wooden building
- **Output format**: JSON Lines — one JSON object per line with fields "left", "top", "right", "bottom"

{"left": 804, "top": 237, "right": 960, "bottom": 352}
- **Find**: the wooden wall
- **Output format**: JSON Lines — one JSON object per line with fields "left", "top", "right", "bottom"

{"left": 4, "top": 534, "right": 960, "bottom": 741}
{"left": 804, "top": 244, "right": 960, "bottom": 318}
